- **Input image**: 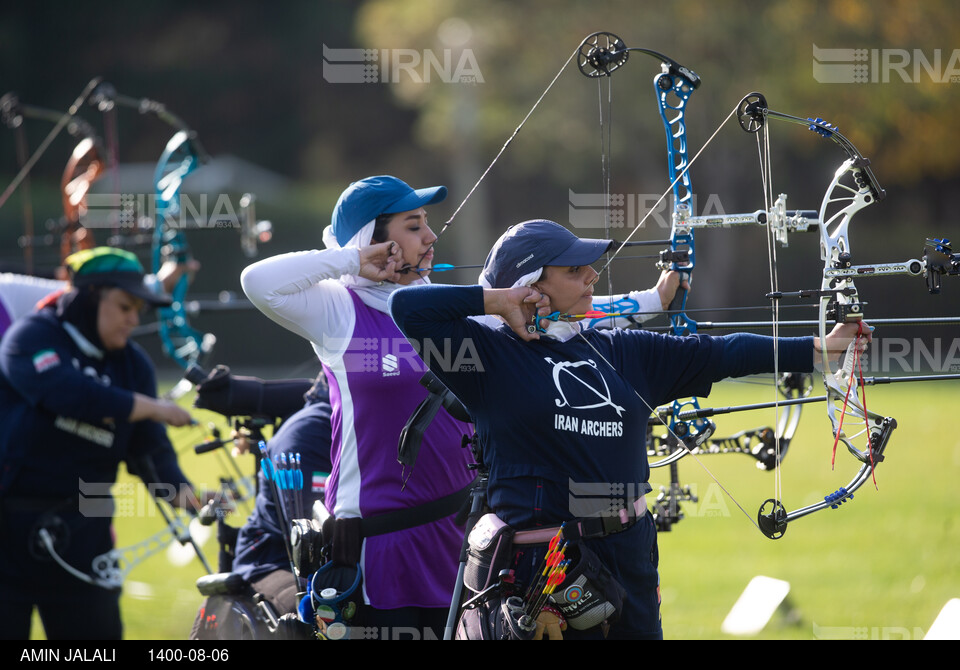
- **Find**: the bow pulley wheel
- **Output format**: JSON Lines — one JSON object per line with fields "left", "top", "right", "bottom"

{"left": 757, "top": 498, "right": 788, "bottom": 539}
{"left": 577, "top": 32, "right": 629, "bottom": 78}
{"left": 737, "top": 91, "right": 768, "bottom": 133}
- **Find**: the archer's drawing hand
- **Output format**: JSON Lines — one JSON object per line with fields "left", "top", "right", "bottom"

{"left": 483, "top": 287, "right": 550, "bottom": 341}
{"left": 358, "top": 241, "right": 404, "bottom": 283}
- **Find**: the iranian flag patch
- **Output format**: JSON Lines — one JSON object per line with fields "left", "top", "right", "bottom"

{"left": 32, "top": 349, "right": 61, "bottom": 373}
{"left": 311, "top": 471, "right": 329, "bottom": 494}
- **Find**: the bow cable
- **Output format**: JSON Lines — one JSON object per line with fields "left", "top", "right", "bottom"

{"left": 756, "top": 109, "right": 785, "bottom": 510}
{"left": 0, "top": 77, "right": 103, "bottom": 212}
{"left": 570, "top": 97, "right": 774, "bottom": 533}
{"left": 414, "top": 43, "right": 584, "bottom": 270}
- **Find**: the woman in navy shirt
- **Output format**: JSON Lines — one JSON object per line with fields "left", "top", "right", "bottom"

{"left": 390, "top": 219, "right": 869, "bottom": 639}
{"left": 0, "top": 247, "right": 196, "bottom": 640}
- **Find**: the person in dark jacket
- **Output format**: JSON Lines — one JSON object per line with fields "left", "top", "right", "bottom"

{"left": 389, "top": 219, "right": 871, "bottom": 640}
{"left": 231, "top": 374, "right": 333, "bottom": 615}
{"left": 0, "top": 247, "right": 197, "bottom": 640}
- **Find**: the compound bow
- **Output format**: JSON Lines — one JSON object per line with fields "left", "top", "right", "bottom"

{"left": 733, "top": 94, "right": 951, "bottom": 538}
{"left": 548, "top": 33, "right": 960, "bottom": 537}
{"left": 572, "top": 33, "right": 829, "bottom": 533}
{"left": 85, "top": 83, "right": 273, "bottom": 375}
{"left": 1, "top": 88, "right": 105, "bottom": 273}
{"left": 397, "top": 31, "right": 959, "bottom": 538}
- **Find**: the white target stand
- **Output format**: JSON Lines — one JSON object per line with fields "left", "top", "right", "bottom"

{"left": 925, "top": 599, "right": 960, "bottom": 640}
{"left": 721, "top": 575, "right": 795, "bottom": 636}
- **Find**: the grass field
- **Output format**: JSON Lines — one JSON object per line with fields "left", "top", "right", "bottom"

{"left": 30, "top": 378, "right": 960, "bottom": 640}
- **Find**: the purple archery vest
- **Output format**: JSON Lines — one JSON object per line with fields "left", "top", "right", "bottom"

{"left": 321, "top": 289, "right": 473, "bottom": 609}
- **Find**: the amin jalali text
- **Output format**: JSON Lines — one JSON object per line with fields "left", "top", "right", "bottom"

{"left": 20, "top": 648, "right": 116, "bottom": 662}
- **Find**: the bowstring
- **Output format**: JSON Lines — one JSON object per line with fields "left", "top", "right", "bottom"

{"left": 756, "top": 116, "right": 783, "bottom": 506}
{"left": 596, "top": 71, "right": 619, "bottom": 325}
{"left": 415, "top": 43, "right": 584, "bottom": 270}
{"left": 574, "top": 327, "right": 761, "bottom": 532}
{"left": 576, "top": 98, "right": 767, "bottom": 532}
{"left": 593, "top": 101, "right": 741, "bottom": 282}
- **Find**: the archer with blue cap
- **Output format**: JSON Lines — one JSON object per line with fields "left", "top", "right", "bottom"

{"left": 241, "top": 176, "right": 475, "bottom": 639}
{"left": 329, "top": 175, "right": 447, "bottom": 250}
{"left": 389, "top": 219, "right": 873, "bottom": 640}
{"left": 0, "top": 246, "right": 198, "bottom": 640}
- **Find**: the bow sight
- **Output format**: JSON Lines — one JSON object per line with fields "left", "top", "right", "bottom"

{"left": 923, "top": 238, "right": 960, "bottom": 293}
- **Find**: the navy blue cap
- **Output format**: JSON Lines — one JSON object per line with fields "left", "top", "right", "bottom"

{"left": 330, "top": 175, "right": 447, "bottom": 246}
{"left": 481, "top": 220, "right": 612, "bottom": 288}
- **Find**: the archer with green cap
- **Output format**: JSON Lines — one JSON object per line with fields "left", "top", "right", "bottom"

{"left": 0, "top": 246, "right": 200, "bottom": 640}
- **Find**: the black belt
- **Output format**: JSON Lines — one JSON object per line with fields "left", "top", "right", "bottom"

{"left": 513, "top": 495, "right": 647, "bottom": 544}
{"left": 360, "top": 478, "right": 476, "bottom": 538}
{"left": 330, "top": 478, "right": 477, "bottom": 566}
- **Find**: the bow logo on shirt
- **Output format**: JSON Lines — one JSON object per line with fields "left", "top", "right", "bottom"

{"left": 544, "top": 357, "right": 625, "bottom": 417}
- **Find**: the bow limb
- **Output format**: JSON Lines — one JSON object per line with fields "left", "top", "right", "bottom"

{"left": 90, "top": 506, "right": 209, "bottom": 590}
{"left": 151, "top": 128, "right": 216, "bottom": 372}
{"left": 751, "top": 124, "right": 897, "bottom": 539}
{"left": 757, "top": 415, "right": 895, "bottom": 540}
{"left": 1, "top": 93, "right": 107, "bottom": 271}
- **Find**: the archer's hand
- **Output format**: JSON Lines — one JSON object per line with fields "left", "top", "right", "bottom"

{"left": 130, "top": 394, "right": 194, "bottom": 427}
{"left": 532, "top": 608, "right": 567, "bottom": 640}
{"left": 483, "top": 287, "right": 551, "bottom": 341}
{"left": 358, "top": 241, "right": 404, "bottom": 283}
{"left": 818, "top": 321, "right": 873, "bottom": 362}
{"left": 154, "top": 400, "right": 195, "bottom": 427}
{"left": 656, "top": 270, "right": 690, "bottom": 311}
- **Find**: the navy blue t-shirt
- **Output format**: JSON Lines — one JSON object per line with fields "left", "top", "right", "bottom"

{"left": 391, "top": 284, "right": 814, "bottom": 638}
{"left": 0, "top": 306, "right": 189, "bottom": 498}
{"left": 390, "top": 284, "right": 814, "bottom": 528}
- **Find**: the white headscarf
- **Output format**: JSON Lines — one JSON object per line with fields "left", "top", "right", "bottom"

{"left": 478, "top": 266, "right": 580, "bottom": 341}
{"left": 322, "top": 220, "right": 430, "bottom": 314}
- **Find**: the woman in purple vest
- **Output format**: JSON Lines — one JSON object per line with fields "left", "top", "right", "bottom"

{"left": 241, "top": 176, "right": 476, "bottom": 639}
